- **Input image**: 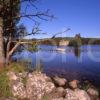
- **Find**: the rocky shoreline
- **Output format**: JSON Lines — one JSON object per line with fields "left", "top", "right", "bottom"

{"left": 1, "top": 71, "right": 100, "bottom": 100}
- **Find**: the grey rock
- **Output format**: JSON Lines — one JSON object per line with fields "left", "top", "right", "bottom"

{"left": 11, "top": 80, "right": 27, "bottom": 99}
{"left": 26, "top": 72, "right": 55, "bottom": 100}
{"left": 53, "top": 76, "right": 67, "bottom": 87}
{"left": 74, "top": 89, "right": 91, "bottom": 100}
{"left": 65, "top": 88, "right": 78, "bottom": 100}
{"left": 69, "top": 80, "right": 79, "bottom": 89}
{"left": 7, "top": 71, "right": 27, "bottom": 99}
{"left": 7, "top": 71, "right": 18, "bottom": 81}
{"left": 87, "top": 88, "right": 99, "bottom": 100}
{"left": 56, "top": 87, "right": 66, "bottom": 97}
{"left": 87, "top": 88, "right": 99, "bottom": 96}
{"left": 65, "top": 88, "right": 91, "bottom": 100}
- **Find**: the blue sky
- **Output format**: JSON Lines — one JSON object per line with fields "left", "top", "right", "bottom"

{"left": 20, "top": 0, "right": 100, "bottom": 39}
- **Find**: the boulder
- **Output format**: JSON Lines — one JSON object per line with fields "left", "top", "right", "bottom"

{"left": 74, "top": 89, "right": 91, "bottom": 100}
{"left": 7, "top": 71, "right": 18, "bottom": 81}
{"left": 10, "top": 80, "right": 27, "bottom": 99}
{"left": 69, "top": 80, "right": 79, "bottom": 89}
{"left": 53, "top": 76, "right": 67, "bottom": 87}
{"left": 7, "top": 71, "right": 27, "bottom": 99}
{"left": 55, "top": 87, "right": 66, "bottom": 97}
{"left": 56, "top": 87, "right": 65, "bottom": 94}
{"left": 87, "top": 88, "right": 99, "bottom": 96}
{"left": 26, "top": 72, "right": 55, "bottom": 100}
{"left": 65, "top": 88, "right": 91, "bottom": 100}
{"left": 42, "top": 87, "right": 66, "bottom": 100}
{"left": 87, "top": 88, "right": 99, "bottom": 100}
{"left": 65, "top": 88, "right": 78, "bottom": 100}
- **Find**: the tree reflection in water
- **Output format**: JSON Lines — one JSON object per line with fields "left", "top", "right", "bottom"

{"left": 74, "top": 47, "right": 81, "bottom": 58}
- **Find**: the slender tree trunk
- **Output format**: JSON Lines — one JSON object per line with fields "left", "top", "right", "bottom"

{"left": 7, "top": 42, "right": 20, "bottom": 63}
{"left": 0, "top": 17, "right": 5, "bottom": 67}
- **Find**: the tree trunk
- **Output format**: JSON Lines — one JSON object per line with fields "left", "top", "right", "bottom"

{"left": 0, "top": 17, "right": 5, "bottom": 67}
{"left": 7, "top": 42, "right": 20, "bottom": 63}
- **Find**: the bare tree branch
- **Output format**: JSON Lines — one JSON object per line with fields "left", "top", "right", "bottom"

{"left": 51, "top": 28, "right": 71, "bottom": 39}
{"left": 21, "top": 0, "right": 38, "bottom": 3}
{"left": 15, "top": 10, "right": 55, "bottom": 21}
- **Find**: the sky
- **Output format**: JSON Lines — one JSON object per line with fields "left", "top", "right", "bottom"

{"left": 20, "top": 0, "right": 100, "bottom": 39}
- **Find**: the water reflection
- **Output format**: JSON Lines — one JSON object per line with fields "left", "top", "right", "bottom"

{"left": 74, "top": 47, "right": 81, "bottom": 58}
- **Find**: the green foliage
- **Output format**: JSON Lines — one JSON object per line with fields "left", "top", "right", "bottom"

{"left": 0, "top": 71, "right": 12, "bottom": 97}
{"left": 8, "top": 63, "right": 28, "bottom": 73}
{"left": 27, "top": 43, "right": 38, "bottom": 52}
{"left": 1, "top": 0, "right": 20, "bottom": 37}
{"left": 16, "top": 24, "right": 28, "bottom": 39}
{"left": 69, "top": 38, "right": 82, "bottom": 47}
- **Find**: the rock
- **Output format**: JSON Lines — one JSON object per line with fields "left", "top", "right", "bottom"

{"left": 45, "top": 76, "right": 52, "bottom": 82}
{"left": 7, "top": 71, "right": 27, "bottom": 99}
{"left": 52, "top": 97, "right": 64, "bottom": 100}
{"left": 43, "top": 87, "right": 66, "bottom": 100}
{"left": 65, "top": 88, "right": 78, "bottom": 100}
{"left": 0, "top": 97, "right": 17, "bottom": 100}
{"left": 56, "top": 87, "right": 65, "bottom": 93}
{"left": 10, "top": 80, "right": 27, "bottom": 99}
{"left": 87, "top": 88, "right": 99, "bottom": 96}
{"left": 53, "top": 76, "right": 67, "bottom": 87}
{"left": 7, "top": 71, "right": 55, "bottom": 100}
{"left": 18, "top": 72, "right": 28, "bottom": 78}
{"left": 55, "top": 87, "right": 66, "bottom": 97}
{"left": 65, "top": 88, "right": 91, "bottom": 100}
{"left": 69, "top": 80, "right": 79, "bottom": 89}
{"left": 87, "top": 88, "right": 99, "bottom": 100}
{"left": 26, "top": 72, "right": 55, "bottom": 100}
{"left": 7, "top": 71, "right": 95, "bottom": 100}
{"left": 74, "top": 89, "right": 91, "bottom": 100}
{"left": 7, "top": 71, "right": 18, "bottom": 81}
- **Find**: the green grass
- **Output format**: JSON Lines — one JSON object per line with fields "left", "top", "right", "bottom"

{"left": 0, "top": 63, "right": 28, "bottom": 97}
{"left": 0, "top": 71, "right": 12, "bottom": 97}
{"left": 8, "top": 63, "right": 28, "bottom": 73}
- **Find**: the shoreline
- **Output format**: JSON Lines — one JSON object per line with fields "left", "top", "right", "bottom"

{"left": 0, "top": 65, "right": 99, "bottom": 100}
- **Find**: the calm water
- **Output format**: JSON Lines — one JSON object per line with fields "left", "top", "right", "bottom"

{"left": 12, "top": 45, "right": 100, "bottom": 87}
